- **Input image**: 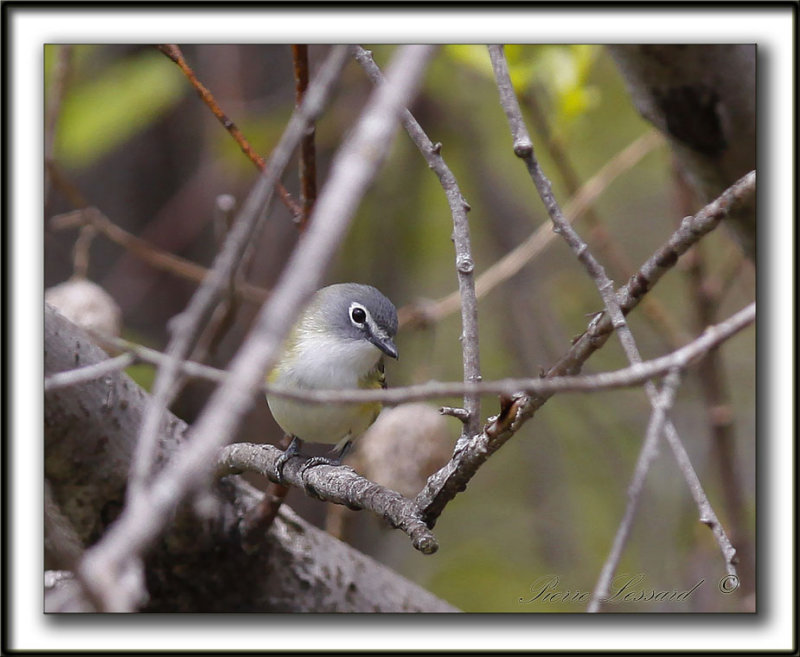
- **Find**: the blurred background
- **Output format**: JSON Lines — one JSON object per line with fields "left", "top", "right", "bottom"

{"left": 44, "top": 44, "right": 755, "bottom": 612}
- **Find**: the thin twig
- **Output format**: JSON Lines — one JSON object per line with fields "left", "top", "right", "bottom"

{"left": 93, "top": 303, "right": 754, "bottom": 407}
{"left": 415, "top": 168, "right": 756, "bottom": 528}
{"left": 661, "top": 423, "right": 740, "bottom": 575}
{"left": 587, "top": 370, "right": 683, "bottom": 612}
{"left": 292, "top": 44, "right": 317, "bottom": 230}
{"left": 50, "top": 207, "right": 269, "bottom": 304}
{"left": 399, "top": 130, "right": 663, "bottom": 328}
{"left": 193, "top": 195, "right": 243, "bottom": 362}
{"left": 523, "top": 90, "right": 685, "bottom": 350}
{"left": 78, "top": 45, "right": 434, "bottom": 612}
{"left": 71, "top": 225, "right": 97, "bottom": 279}
{"left": 191, "top": 196, "right": 249, "bottom": 365}
{"left": 489, "top": 45, "right": 637, "bottom": 363}
{"left": 156, "top": 44, "right": 302, "bottom": 220}
{"left": 45, "top": 353, "right": 136, "bottom": 392}
{"left": 488, "top": 44, "right": 745, "bottom": 579}
{"left": 353, "top": 45, "right": 482, "bottom": 438}
{"left": 126, "top": 45, "right": 351, "bottom": 506}
{"left": 678, "top": 171, "right": 753, "bottom": 596}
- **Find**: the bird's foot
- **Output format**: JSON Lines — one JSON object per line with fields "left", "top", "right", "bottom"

{"left": 274, "top": 436, "right": 301, "bottom": 483}
{"left": 298, "top": 453, "right": 358, "bottom": 499}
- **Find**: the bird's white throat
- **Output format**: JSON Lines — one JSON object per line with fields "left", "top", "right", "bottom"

{"left": 279, "top": 332, "right": 382, "bottom": 389}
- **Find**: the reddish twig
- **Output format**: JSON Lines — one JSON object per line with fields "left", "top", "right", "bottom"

{"left": 156, "top": 44, "right": 303, "bottom": 220}
{"left": 292, "top": 45, "right": 318, "bottom": 231}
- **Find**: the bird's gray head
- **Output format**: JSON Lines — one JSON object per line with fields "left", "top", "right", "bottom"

{"left": 313, "top": 283, "right": 398, "bottom": 359}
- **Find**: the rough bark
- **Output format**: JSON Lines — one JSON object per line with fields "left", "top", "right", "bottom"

{"left": 44, "top": 304, "right": 457, "bottom": 612}
{"left": 608, "top": 45, "right": 756, "bottom": 260}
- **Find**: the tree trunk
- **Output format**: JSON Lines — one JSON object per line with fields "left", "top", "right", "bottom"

{"left": 608, "top": 45, "right": 756, "bottom": 260}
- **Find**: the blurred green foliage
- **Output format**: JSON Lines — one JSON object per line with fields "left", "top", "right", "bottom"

{"left": 446, "top": 44, "right": 601, "bottom": 129}
{"left": 48, "top": 46, "right": 186, "bottom": 168}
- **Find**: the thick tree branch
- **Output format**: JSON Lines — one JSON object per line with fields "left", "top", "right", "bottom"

{"left": 216, "top": 443, "right": 437, "bottom": 554}
{"left": 44, "top": 305, "right": 454, "bottom": 612}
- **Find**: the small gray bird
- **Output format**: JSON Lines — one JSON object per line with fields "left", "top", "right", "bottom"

{"left": 266, "top": 283, "right": 398, "bottom": 476}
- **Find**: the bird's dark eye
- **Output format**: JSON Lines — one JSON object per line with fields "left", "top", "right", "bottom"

{"left": 351, "top": 306, "right": 367, "bottom": 324}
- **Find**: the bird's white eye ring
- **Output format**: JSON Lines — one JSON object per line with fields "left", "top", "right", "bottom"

{"left": 350, "top": 303, "right": 367, "bottom": 325}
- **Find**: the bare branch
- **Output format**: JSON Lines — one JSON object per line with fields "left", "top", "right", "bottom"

{"left": 156, "top": 44, "right": 302, "bottom": 220}
{"left": 488, "top": 45, "right": 637, "bottom": 362}
{"left": 415, "top": 168, "right": 755, "bottom": 528}
{"left": 127, "top": 45, "right": 351, "bottom": 502}
{"left": 400, "top": 130, "right": 663, "bottom": 328}
{"left": 44, "top": 352, "right": 136, "bottom": 391}
{"left": 679, "top": 174, "right": 754, "bottom": 594}
{"left": 661, "top": 424, "right": 740, "bottom": 575}
{"left": 50, "top": 207, "right": 269, "bottom": 304}
{"left": 78, "top": 45, "right": 435, "bottom": 612}
{"left": 292, "top": 44, "right": 317, "bottom": 230}
{"left": 587, "top": 370, "right": 683, "bottom": 613}
{"left": 561, "top": 169, "right": 755, "bottom": 377}
{"left": 523, "top": 89, "right": 685, "bottom": 349}
{"left": 353, "top": 45, "right": 482, "bottom": 437}
{"left": 216, "top": 443, "right": 437, "bottom": 554}
{"left": 96, "top": 303, "right": 753, "bottom": 404}
{"left": 488, "top": 44, "right": 746, "bottom": 578}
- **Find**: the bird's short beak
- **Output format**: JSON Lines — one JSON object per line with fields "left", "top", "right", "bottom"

{"left": 370, "top": 333, "right": 398, "bottom": 360}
